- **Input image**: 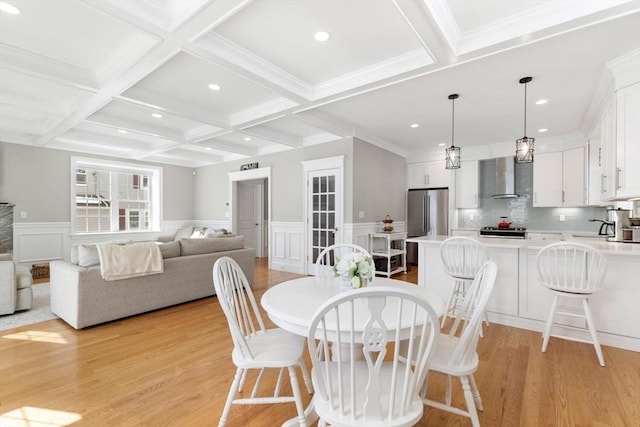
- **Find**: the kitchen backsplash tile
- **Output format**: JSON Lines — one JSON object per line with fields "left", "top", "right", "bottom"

{"left": 459, "top": 160, "right": 609, "bottom": 232}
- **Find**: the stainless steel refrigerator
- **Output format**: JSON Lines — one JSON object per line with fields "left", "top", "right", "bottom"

{"left": 406, "top": 188, "right": 449, "bottom": 264}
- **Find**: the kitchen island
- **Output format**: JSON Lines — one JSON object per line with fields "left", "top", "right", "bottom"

{"left": 407, "top": 235, "right": 640, "bottom": 352}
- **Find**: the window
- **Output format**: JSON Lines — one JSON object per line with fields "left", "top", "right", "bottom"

{"left": 71, "top": 157, "right": 162, "bottom": 235}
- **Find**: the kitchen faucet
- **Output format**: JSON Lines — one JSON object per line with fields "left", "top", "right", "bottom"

{"left": 588, "top": 219, "right": 614, "bottom": 236}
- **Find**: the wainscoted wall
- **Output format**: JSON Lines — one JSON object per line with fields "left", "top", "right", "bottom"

{"left": 270, "top": 221, "right": 407, "bottom": 274}
{"left": 11, "top": 220, "right": 212, "bottom": 266}
{"left": 457, "top": 160, "right": 609, "bottom": 232}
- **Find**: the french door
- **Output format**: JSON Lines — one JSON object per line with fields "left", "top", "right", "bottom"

{"left": 306, "top": 168, "right": 342, "bottom": 273}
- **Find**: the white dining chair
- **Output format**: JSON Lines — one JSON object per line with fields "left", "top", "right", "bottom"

{"left": 212, "top": 257, "right": 313, "bottom": 427}
{"left": 440, "top": 236, "right": 489, "bottom": 329}
{"left": 307, "top": 286, "right": 440, "bottom": 427}
{"left": 536, "top": 241, "right": 607, "bottom": 366}
{"left": 422, "top": 260, "right": 497, "bottom": 427}
{"left": 315, "top": 243, "right": 373, "bottom": 281}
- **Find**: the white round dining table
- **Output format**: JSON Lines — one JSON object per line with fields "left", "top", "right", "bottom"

{"left": 260, "top": 276, "right": 445, "bottom": 427}
{"left": 261, "top": 276, "right": 445, "bottom": 339}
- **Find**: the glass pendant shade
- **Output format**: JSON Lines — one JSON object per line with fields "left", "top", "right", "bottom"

{"left": 445, "top": 93, "right": 460, "bottom": 170}
{"left": 515, "top": 77, "right": 534, "bottom": 163}
{"left": 446, "top": 145, "right": 461, "bottom": 169}
{"left": 516, "top": 136, "right": 535, "bottom": 163}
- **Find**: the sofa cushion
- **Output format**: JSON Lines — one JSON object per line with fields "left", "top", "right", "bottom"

{"left": 15, "top": 266, "right": 33, "bottom": 289}
{"left": 158, "top": 241, "right": 180, "bottom": 259}
{"left": 78, "top": 244, "right": 100, "bottom": 267}
{"left": 179, "top": 236, "right": 245, "bottom": 256}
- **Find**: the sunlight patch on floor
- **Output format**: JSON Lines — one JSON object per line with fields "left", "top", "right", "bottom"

{"left": 1, "top": 331, "right": 68, "bottom": 344}
{"left": 1, "top": 406, "right": 81, "bottom": 426}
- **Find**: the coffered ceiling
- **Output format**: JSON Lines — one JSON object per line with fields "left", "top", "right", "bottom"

{"left": 0, "top": 0, "right": 638, "bottom": 167}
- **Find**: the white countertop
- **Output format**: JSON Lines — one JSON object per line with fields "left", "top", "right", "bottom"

{"left": 406, "top": 235, "right": 640, "bottom": 256}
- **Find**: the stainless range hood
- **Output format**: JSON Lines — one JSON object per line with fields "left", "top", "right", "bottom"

{"left": 492, "top": 156, "right": 519, "bottom": 199}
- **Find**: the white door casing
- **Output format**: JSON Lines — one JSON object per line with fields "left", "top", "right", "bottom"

{"left": 229, "top": 167, "right": 271, "bottom": 261}
{"left": 302, "top": 156, "right": 344, "bottom": 275}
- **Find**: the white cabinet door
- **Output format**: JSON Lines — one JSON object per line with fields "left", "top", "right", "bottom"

{"left": 597, "top": 255, "right": 640, "bottom": 338}
{"left": 587, "top": 139, "right": 608, "bottom": 206}
{"left": 407, "top": 163, "right": 427, "bottom": 188}
{"left": 455, "top": 160, "right": 479, "bottom": 208}
{"left": 616, "top": 82, "right": 640, "bottom": 199}
{"left": 562, "top": 146, "right": 585, "bottom": 207}
{"left": 533, "top": 152, "right": 563, "bottom": 207}
{"left": 600, "top": 100, "right": 617, "bottom": 200}
{"left": 426, "top": 161, "right": 449, "bottom": 188}
{"left": 407, "top": 161, "right": 449, "bottom": 189}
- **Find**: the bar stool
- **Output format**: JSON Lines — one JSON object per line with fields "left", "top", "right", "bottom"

{"left": 440, "top": 237, "right": 489, "bottom": 329}
{"left": 537, "top": 241, "right": 607, "bottom": 366}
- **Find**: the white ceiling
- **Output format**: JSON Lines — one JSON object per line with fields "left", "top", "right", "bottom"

{"left": 0, "top": 0, "right": 638, "bottom": 168}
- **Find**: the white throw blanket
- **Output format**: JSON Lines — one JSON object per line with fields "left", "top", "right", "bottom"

{"left": 97, "top": 242, "right": 163, "bottom": 281}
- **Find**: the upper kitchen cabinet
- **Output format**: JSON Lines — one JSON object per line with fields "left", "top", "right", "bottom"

{"left": 455, "top": 160, "right": 479, "bottom": 208}
{"left": 615, "top": 83, "right": 640, "bottom": 199}
{"left": 533, "top": 147, "right": 585, "bottom": 207}
{"left": 599, "top": 50, "right": 640, "bottom": 201}
{"left": 407, "top": 161, "right": 450, "bottom": 189}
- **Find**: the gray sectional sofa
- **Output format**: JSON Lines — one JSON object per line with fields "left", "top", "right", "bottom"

{"left": 50, "top": 236, "right": 254, "bottom": 329}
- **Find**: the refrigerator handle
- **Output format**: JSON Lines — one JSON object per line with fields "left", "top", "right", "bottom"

{"left": 426, "top": 195, "right": 430, "bottom": 234}
{"left": 422, "top": 195, "right": 427, "bottom": 235}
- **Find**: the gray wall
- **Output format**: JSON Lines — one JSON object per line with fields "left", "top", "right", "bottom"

{"left": 0, "top": 141, "right": 195, "bottom": 223}
{"left": 195, "top": 138, "right": 354, "bottom": 221}
{"left": 352, "top": 138, "right": 405, "bottom": 223}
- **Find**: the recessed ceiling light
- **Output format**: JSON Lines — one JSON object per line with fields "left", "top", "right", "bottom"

{"left": 208, "top": 83, "right": 221, "bottom": 91}
{"left": 438, "top": 143, "right": 446, "bottom": 147}
{"left": 151, "top": 113, "right": 163, "bottom": 118}
{"left": 118, "top": 129, "right": 128, "bottom": 134}
{"left": 205, "top": 147, "right": 213, "bottom": 151}
{"left": 538, "top": 128, "right": 548, "bottom": 133}
{"left": 0, "top": 2, "right": 20, "bottom": 15}
{"left": 536, "top": 99, "right": 548, "bottom": 105}
{"left": 410, "top": 123, "right": 419, "bottom": 128}
{"left": 243, "top": 137, "right": 251, "bottom": 141}
{"left": 314, "top": 31, "right": 330, "bottom": 42}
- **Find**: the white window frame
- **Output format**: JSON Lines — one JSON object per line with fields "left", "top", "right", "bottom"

{"left": 70, "top": 157, "right": 163, "bottom": 236}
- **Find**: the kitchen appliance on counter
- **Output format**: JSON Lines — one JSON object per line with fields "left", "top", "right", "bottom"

{"left": 606, "top": 208, "right": 631, "bottom": 242}
{"left": 622, "top": 216, "right": 640, "bottom": 243}
{"left": 406, "top": 188, "right": 448, "bottom": 264}
{"left": 479, "top": 226, "right": 527, "bottom": 239}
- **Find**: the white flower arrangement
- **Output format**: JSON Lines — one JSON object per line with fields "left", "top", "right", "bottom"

{"left": 333, "top": 252, "right": 374, "bottom": 288}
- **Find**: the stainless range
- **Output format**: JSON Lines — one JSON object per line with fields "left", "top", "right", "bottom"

{"left": 479, "top": 227, "right": 527, "bottom": 239}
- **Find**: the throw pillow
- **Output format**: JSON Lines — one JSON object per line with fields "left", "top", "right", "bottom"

{"left": 77, "top": 244, "right": 100, "bottom": 267}
{"left": 190, "top": 227, "right": 208, "bottom": 238}
{"left": 174, "top": 226, "right": 193, "bottom": 241}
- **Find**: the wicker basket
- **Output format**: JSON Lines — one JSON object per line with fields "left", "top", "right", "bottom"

{"left": 32, "top": 263, "right": 50, "bottom": 280}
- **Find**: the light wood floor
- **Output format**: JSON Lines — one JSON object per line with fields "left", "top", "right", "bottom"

{"left": 1, "top": 259, "right": 638, "bottom": 426}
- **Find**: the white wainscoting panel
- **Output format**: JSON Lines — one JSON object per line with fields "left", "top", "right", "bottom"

{"left": 270, "top": 221, "right": 304, "bottom": 274}
{"left": 13, "top": 222, "right": 69, "bottom": 265}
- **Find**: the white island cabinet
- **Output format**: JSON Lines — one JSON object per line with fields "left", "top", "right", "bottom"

{"left": 406, "top": 235, "right": 640, "bottom": 352}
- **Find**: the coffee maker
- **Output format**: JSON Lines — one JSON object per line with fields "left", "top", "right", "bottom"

{"left": 606, "top": 208, "right": 631, "bottom": 242}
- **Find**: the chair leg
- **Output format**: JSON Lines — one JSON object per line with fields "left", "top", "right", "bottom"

{"left": 461, "top": 375, "right": 481, "bottom": 427}
{"left": 442, "top": 282, "right": 458, "bottom": 328}
{"left": 542, "top": 295, "right": 559, "bottom": 352}
{"left": 445, "top": 374, "right": 452, "bottom": 406}
{"left": 219, "top": 367, "right": 243, "bottom": 427}
{"left": 287, "top": 366, "right": 307, "bottom": 427}
{"left": 299, "top": 361, "right": 314, "bottom": 394}
{"left": 469, "top": 374, "right": 483, "bottom": 411}
{"left": 582, "top": 298, "right": 605, "bottom": 367}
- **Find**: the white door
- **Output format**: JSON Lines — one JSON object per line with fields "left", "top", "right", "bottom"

{"left": 237, "top": 181, "right": 263, "bottom": 257}
{"left": 307, "top": 169, "right": 342, "bottom": 273}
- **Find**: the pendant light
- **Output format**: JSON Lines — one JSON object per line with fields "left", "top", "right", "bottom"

{"left": 445, "top": 93, "right": 460, "bottom": 170}
{"left": 515, "top": 76, "right": 534, "bottom": 163}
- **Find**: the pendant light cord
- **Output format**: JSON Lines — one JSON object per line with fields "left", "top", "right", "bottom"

{"left": 451, "top": 96, "right": 455, "bottom": 147}
{"left": 523, "top": 81, "right": 527, "bottom": 137}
